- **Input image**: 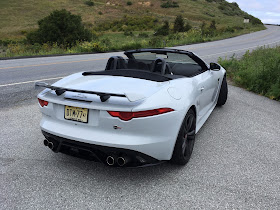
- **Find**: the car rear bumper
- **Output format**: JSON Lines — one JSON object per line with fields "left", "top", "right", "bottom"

{"left": 40, "top": 108, "right": 183, "bottom": 164}
{"left": 40, "top": 106, "right": 184, "bottom": 166}
{"left": 42, "top": 130, "right": 162, "bottom": 167}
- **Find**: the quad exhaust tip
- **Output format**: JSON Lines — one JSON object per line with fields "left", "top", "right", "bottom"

{"left": 43, "top": 139, "right": 54, "bottom": 150}
{"left": 43, "top": 139, "right": 49, "bottom": 146}
{"left": 106, "top": 155, "right": 130, "bottom": 166}
{"left": 106, "top": 156, "right": 115, "bottom": 166}
{"left": 117, "top": 156, "right": 131, "bottom": 167}
{"left": 117, "top": 157, "right": 126, "bottom": 167}
{"left": 48, "top": 142, "right": 54, "bottom": 150}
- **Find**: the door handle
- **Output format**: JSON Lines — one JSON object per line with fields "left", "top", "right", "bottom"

{"left": 200, "top": 87, "right": 205, "bottom": 91}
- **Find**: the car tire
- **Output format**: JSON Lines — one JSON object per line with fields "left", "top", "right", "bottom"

{"left": 216, "top": 75, "right": 228, "bottom": 106}
{"left": 171, "top": 108, "right": 196, "bottom": 165}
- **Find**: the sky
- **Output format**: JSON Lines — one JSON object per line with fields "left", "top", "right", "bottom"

{"left": 228, "top": 0, "right": 280, "bottom": 24}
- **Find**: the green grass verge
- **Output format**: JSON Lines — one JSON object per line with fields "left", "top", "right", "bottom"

{"left": 0, "top": 25, "right": 265, "bottom": 58}
{"left": 219, "top": 47, "right": 280, "bottom": 101}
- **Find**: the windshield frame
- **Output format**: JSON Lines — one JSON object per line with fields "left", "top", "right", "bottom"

{"left": 124, "top": 48, "right": 209, "bottom": 71}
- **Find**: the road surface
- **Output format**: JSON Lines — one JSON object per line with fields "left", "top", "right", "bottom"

{"left": 0, "top": 25, "right": 280, "bottom": 209}
{"left": 1, "top": 25, "right": 280, "bottom": 108}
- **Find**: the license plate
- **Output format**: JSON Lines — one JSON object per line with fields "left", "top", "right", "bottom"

{"left": 64, "top": 105, "right": 88, "bottom": 123}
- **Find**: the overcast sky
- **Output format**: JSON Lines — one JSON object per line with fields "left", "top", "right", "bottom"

{"left": 228, "top": 0, "right": 280, "bottom": 24}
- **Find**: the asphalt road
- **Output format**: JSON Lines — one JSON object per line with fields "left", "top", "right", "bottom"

{"left": 1, "top": 25, "right": 280, "bottom": 209}
{"left": 1, "top": 25, "right": 280, "bottom": 108}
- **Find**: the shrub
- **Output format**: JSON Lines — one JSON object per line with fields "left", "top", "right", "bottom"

{"left": 95, "top": 15, "right": 158, "bottom": 32}
{"left": 0, "top": 39, "right": 17, "bottom": 46}
{"left": 205, "top": 12, "right": 215, "bottom": 17}
{"left": 26, "top": 43, "right": 41, "bottom": 53}
{"left": 168, "top": 33, "right": 181, "bottom": 40}
{"left": 149, "top": 36, "right": 164, "bottom": 47}
{"left": 85, "top": 0, "right": 94, "bottom": 6}
{"left": 244, "top": 14, "right": 263, "bottom": 25}
{"left": 91, "top": 30, "right": 100, "bottom": 40}
{"left": 184, "top": 22, "right": 192, "bottom": 32}
{"left": 26, "top": 9, "right": 92, "bottom": 46}
{"left": 161, "top": 1, "right": 179, "bottom": 8}
{"left": 79, "top": 41, "right": 107, "bottom": 52}
{"left": 127, "top": 1, "right": 132, "bottom": 6}
{"left": 154, "top": 21, "right": 170, "bottom": 36}
{"left": 209, "top": 20, "right": 216, "bottom": 30}
{"left": 225, "top": 26, "right": 235, "bottom": 33}
{"left": 138, "top": 32, "right": 149, "bottom": 38}
{"left": 218, "top": 1, "right": 243, "bottom": 16}
{"left": 173, "top": 15, "right": 184, "bottom": 32}
{"left": 251, "top": 17, "right": 263, "bottom": 25}
{"left": 124, "top": 30, "right": 134, "bottom": 36}
{"left": 219, "top": 47, "right": 280, "bottom": 101}
{"left": 231, "top": 2, "right": 239, "bottom": 8}
{"left": 100, "top": 38, "right": 111, "bottom": 46}
{"left": 200, "top": 21, "right": 216, "bottom": 37}
{"left": 121, "top": 42, "right": 142, "bottom": 51}
{"left": 233, "top": 25, "right": 244, "bottom": 30}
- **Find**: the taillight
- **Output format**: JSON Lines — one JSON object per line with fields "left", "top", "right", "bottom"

{"left": 38, "top": 98, "right": 48, "bottom": 107}
{"left": 107, "top": 108, "right": 174, "bottom": 121}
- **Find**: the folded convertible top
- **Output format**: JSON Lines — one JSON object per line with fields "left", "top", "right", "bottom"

{"left": 82, "top": 70, "right": 172, "bottom": 82}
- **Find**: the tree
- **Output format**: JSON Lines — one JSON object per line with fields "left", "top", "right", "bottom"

{"left": 26, "top": 9, "right": 91, "bottom": 46}
{"left": 209, "top": 20, "right": 216, "bottom": 30}
{"left": 207, "top": 20, "right": 217, "bottom": 36}
{"left": 201, "top": 21, "right": 206, "bottom": 36}
{"left": 173, "top": 15, "right": 185, "bottom": 33}
{"left": 154, "top": 21, "right": 170, "bottom": 36}
{"left": 184, "top": 21, "right": 192, "bottom": 32}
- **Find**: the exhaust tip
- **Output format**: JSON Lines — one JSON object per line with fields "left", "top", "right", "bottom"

{"left": 106, "top": 156, "right": 115, "bottom": 166}
{"left": 48, "top": 142, "right": 54, "bottom": 150}
{"left": 117, "top": 157, "right": 126, "bottom": 167}
{"left": 43, "top": 139, "right": 49, "bottom": 146}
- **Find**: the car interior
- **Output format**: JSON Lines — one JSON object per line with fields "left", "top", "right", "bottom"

{"left": 105, "top": 56, "right": 203, "bottom": 78}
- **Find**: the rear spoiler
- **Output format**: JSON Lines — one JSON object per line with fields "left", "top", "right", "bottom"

{"left": 35, "top": 82, "right": 126, "bottom": 102}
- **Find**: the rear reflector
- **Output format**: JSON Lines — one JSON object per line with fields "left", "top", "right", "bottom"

{"left": 38, "top": 98, "right": 48, "bottom": 107}
{"left": 107, "top": 108, "right": 174, "bottom": 121}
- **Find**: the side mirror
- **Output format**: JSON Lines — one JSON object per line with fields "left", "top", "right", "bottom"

{"left": 210, "top": 62, "right": 221, "bottom": 71}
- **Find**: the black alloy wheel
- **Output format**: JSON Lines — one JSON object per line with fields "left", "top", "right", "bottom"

{"left": 216, "top": 75, "right": 228, "bottom": 106}
{"left": 171, "top": 109, "right": 196, "bottom": 165}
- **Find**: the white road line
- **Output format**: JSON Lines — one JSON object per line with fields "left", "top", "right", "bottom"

{"left": 201, "top": 40, "right": 280, "bottom": 58}
{"left": 0, "top": 57, "right": 107, "bottom": 70}
{"left": 0, "top": 76, "right": 64, "bottom": 87}
{"left": 187, "top": 31, "right": 275, "bottom": 51}
{"left": 1, "top": 39, "right": 279, "bottom": 88}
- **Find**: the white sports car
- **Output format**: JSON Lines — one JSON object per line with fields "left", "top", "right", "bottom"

{"left": 36, "top": 48, "right": 227, "bottom": 167}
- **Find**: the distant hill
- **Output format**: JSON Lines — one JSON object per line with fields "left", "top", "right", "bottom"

{"left": 0, "top": 0, "right": 262, "bottom": 40}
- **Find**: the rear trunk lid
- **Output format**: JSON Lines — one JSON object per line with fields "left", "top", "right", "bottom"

{"left": 55, "top": 74, "right": 169, "bottom": 103}
{"left": 38, "top": 74, "right": 170, "bottom": 125}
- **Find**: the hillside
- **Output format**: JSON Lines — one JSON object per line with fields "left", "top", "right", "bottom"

{"left": 0, "top": 0, "right": 262, "bottom": 40}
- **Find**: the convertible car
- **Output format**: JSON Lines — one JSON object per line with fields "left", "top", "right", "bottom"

{"left": 35, "top": 48, "right": 227, "bottom": 167}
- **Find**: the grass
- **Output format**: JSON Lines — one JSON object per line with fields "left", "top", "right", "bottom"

{"left": 0, "top": 0, "right": 266, "bottom": 58}
{"left": 219, "top": 47, "right": 280, "bottom": 101}
{"left": 1, "top": 25, "right": 265, "bottom": 58}
{"left": 0, "top": 0, "right": 263, "bottom": 39}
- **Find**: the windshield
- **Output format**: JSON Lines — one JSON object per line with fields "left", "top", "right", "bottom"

{"left": 132, "top": 52, "right": 197, "bottom": 64}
